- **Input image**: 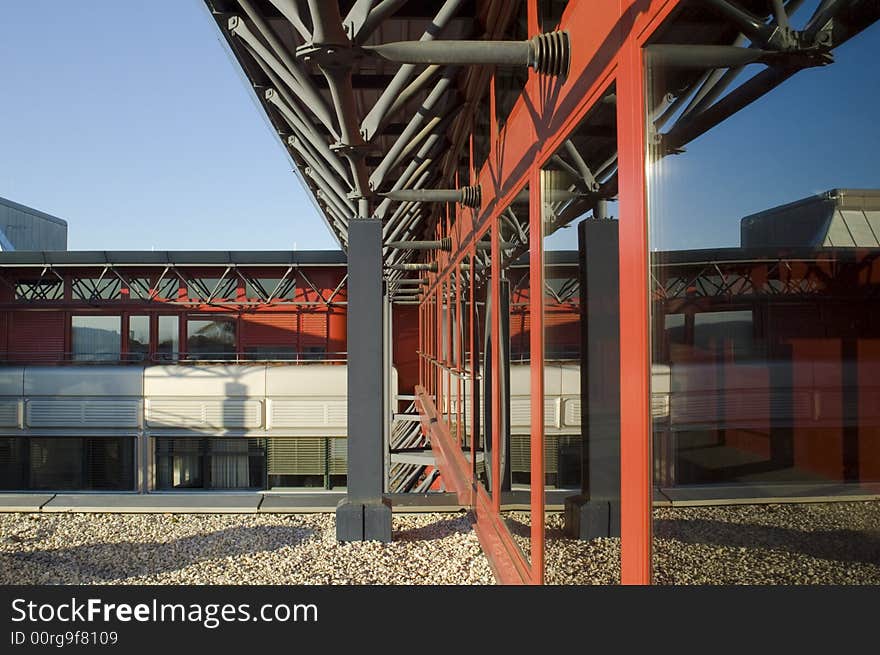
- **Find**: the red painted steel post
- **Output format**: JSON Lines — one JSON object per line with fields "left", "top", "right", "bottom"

{"left": 469, "top": 251, "right": 477, "bottom": 476}
{"left": 617, "top": 35, "right": 653, "bottom": 585}
{"left": 490, "top": 220, "right": 502, "bottom": 511}
{"left": 529, "top": 168, "right": 545, "bottom": 584}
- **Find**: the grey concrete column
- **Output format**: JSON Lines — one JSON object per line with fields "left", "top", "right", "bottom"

{"left": 336, "top": 218, "right": 392, "bottom": 541}
{"left": 565, "top": 219, "right": 621, "bottom": 539}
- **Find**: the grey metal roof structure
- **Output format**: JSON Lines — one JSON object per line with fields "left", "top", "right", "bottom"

{"left": 201, "top": 0, "right": 551, "bottom": 275}
{"left": 741, "top": 188, "right": 880, "bottom": 248}
{"left": 200, "top": 0, "right": 880, "bottom": 295}
{"left": 0, "top": 196, "right": 68, "bottom": 251}
{"left": 0, "top": 249, "right": 346, "bottom": 267}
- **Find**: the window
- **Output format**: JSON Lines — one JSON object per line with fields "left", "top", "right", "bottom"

{"left": 187, "top": 318, "right": 236, "bottom": 360}
{"left": 0, "top": 437, "right": 135, "bottom": 491}
{"left": 127, "top": 315, "right": 150, "bottom": 361}
{"left": 155, "top": 438, "right": 265, "bottom": 490}
{"left": 72, "top": 315, "right": 121, "bottom": 361}
{"left": 157, "top": 315, "right": 179, "bottom": 361}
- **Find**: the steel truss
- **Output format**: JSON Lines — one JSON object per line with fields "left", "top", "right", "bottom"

{"left": 1, "top": 263, "right": 347, "bottom": 310}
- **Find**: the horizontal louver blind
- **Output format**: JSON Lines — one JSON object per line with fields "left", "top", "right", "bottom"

{"left": 268, "top": 437, "right": 325, "bottom": 475}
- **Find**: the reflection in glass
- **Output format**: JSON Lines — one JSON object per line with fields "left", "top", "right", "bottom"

{"left": 187, "top": 318, "right": 236, "bottom": 360}
{"left": 646, "top": 10, "right": 880, "bottom": 491}
{"left": 72, "top": 315, "right": 122, "bottom": 362}
{"left": 128, "top": 315, "right": 150, "bottom": 360}
{"left": 157, "top": 315, "right": 179, "bottom": 361}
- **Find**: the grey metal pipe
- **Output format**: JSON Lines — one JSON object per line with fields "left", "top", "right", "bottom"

{"left": 381, "top": 185, "right": 481, "bottom": 207}
{"left": 645, "top": 44, "right": 776, "bottom": 68}
{"left": 364, "top": 31, "right": 570, "bottom": 76}
{"left": 360, "top": 0, "right": 464, "bottom": 138}
{"left": 229, "top": 16, "right": 338, "bottom": 140}
{"left": 387, "top": 238, "right": 451, "bottom": 251}
{"left": 267, "top": 0, "right": 312, "bottom": 41}
{"left": 700, "top": 0, "right": 776, "bottom": 47}
{"left": 387, "top": 262, "right": 438, "bottom": 272}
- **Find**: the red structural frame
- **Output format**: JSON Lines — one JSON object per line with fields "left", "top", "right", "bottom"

{"left": 414, "top": 0, "right": 692, "bottom": 585}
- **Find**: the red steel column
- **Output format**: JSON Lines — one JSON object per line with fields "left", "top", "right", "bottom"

{"left": 616, "top": 35, "right": 652, "bottom": 584}
{"left": 529, "top": 167, "right": 545, "bottom": 584}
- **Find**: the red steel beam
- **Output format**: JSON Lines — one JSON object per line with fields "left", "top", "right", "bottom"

{"left": 416, "top": 385, "right": 531, "bottom": 585}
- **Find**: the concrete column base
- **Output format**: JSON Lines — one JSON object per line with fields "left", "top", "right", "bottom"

{"left": 336, "top": 497, "right": 393, "bottom": 542}
{"left": 563, "top": 494, "right": 620, "bottom": 540}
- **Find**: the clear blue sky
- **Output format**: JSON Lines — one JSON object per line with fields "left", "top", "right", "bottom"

{"left": 1, "top": 1, "right": 877, "bottom": 252}
{"left": 0, "top": 0, "right": 336, "bottom": 251}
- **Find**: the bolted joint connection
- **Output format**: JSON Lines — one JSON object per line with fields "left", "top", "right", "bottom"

{"left": 459, "top": 185, "right": 481, "bottom": 208}
{"left": 529, "top": 31, "right": 570, "bottom": 77}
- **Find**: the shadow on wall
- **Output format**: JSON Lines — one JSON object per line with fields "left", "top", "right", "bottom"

{"left": 0, "top": 524, "right": 315, "bottom": 584}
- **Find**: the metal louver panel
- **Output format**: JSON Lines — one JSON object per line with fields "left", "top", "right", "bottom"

{"left": 270, "top": 400, "right": 346, "bottom": 428}
{"left": 0, "top": 400, "right": 20, "bottom": 427}
{"left": 328, "top": 437, "right": 347, "bottom": 475}
{"left": 26, "top": 400, "right": 140, "bottom": 428}
{"left": 510, "top": 433, "right": 561, "bottom": 474}
{"left": 146, "top": 399, "right": 262, "bottom": 428}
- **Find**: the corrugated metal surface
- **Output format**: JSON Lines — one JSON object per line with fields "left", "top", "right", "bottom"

{"left": 8, "top": 311, "right": 65, "bottom": 362}
{"left": 241, "top": 314, "right": 297, "bottom": 349}
{"left": 299, "top": 312, "right": 328, "bottom": 348}
{"left": 0, "top": 196, "right": 68, "bottom": 251}
{"left": 742, "top": 189, "right": 880, "bottom": 248}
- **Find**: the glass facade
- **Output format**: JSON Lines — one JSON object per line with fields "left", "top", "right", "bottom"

{"left": 72, "top": 315, "right": 122, "bottom": 362}
{"left": 186, "top": 318, "right": 236, "bottom": 360}
{"left": 645, "top": 10, "right": 880, "bottom": 492}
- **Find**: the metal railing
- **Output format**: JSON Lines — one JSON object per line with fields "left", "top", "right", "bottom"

{"left": 0, "top": 351, "right": 348, "bottom": 365}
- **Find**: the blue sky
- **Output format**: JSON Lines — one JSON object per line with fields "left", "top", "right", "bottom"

{"left": 0, "top": 0, "right": 335, "bottom": 251}
{"left": 1, "top": 2, "right": 877, "bottom": 252}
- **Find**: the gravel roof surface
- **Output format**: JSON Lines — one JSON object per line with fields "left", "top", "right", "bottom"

{"left": 1, "top": 501, "right": 877, "bottom": 585}
{"left": 0, "top": 512, "right": 494, "bottom": 585}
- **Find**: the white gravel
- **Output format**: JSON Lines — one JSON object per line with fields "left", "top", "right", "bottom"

{"left": 2, "top": 501, "right": 877, "bottom": 585}
{"left": 0, "top": 511, "right": 494, "bottom": 585}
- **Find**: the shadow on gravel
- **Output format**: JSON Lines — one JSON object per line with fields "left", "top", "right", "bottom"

{"left": 654, "top": 518, "right": 880, "bottom": 565}
{"left": 394, "top": 515, "right": 472, "bottom": 542}
{"left": 0, "top": 524, "right": 315, "bottom": 584}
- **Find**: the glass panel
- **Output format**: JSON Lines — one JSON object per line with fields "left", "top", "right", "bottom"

{"left": 72, "top": 315, "right": 121, "bottom": 361}
{"left": 127, "top": 277, "right": 153, "bottom": 300}
{"left": 540, "top": 82, "right": 619, "bottom": 583}
{"left": 500, "top": 183, "right": 533, "bottom": 564}
{"left": 127, "top": 315, "right": 150, "bottom": 361}
{"left": 15, "top": 278, "right": 63, "bottom": 301}
{"left": 157, "top": 315, "right": 179, "bottom": 361}
{"left": 189, "top": 277, "right": 237, "bottom": 301}
{"left": 72, "top": 277, "right": 122, "bottom": 300}
{"left": 1, "top": 437, "right": 135, "bottom": 491}
{"left": 156, "top": 438, "right": 265, "bottom": 490}
{"left": 245, "top": 275, "right": 296, "bottom": 301}
{"left": 186, "top": 318, "right": 236, "bottom": 360}
{"left": 645, "top": 4, "right": 880, "bottom": 583}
